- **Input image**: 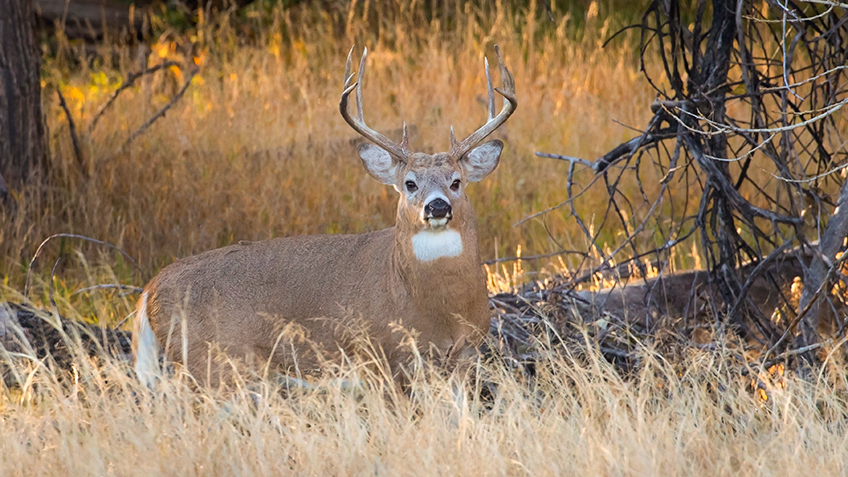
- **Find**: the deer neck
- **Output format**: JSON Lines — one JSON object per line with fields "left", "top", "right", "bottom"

{"left": 389, "top": 206, "right": 483, "bottom": 308}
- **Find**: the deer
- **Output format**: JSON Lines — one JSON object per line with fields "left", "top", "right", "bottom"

{"left": 132, "top": 45, "right": 517, "bottom": 387}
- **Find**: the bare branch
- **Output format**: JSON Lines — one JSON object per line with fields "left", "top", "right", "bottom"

{"left": 25, "top": 234, "right": 144, "bottom": 301}
{"left": 115, "top": 67, "right": 199, "bottom": 156}
{"left": 88, "top": 61, "right": 180, "bottom": 134}
{"left": 0, "top": 170, "right": 8, "bottom": 204}
{"left": 483, "top": 249, "right": 586, "bottom": 265}
{"left": 592, "top": 126, "right": 677, "bottom": 174}
{"left": 71, "top": 284, "right": 144, "bottom": 296}
{"left": 524, "top": 0, "right": 848, "bottom": 353}
{"left": 56, "top": 87, "right": 85, "bottom": 175}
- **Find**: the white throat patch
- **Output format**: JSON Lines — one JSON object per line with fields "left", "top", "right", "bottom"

{"left": 411, "top": 229, "right": 463, "bottom": 262}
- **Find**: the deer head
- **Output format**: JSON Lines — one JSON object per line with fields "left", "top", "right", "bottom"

{"left": 339, "top": 46, "right": 517, "bottom": 258}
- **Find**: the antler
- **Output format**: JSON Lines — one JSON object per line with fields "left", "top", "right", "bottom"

{"left": 340, "top": 46, "right": 410, "bottom": 161}
{"left": 449, "top": 45, "right": 518, "bottom": 158}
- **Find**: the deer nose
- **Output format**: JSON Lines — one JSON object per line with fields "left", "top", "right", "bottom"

{"left": 425, "top": 198, "right": 452, "bottom": 219}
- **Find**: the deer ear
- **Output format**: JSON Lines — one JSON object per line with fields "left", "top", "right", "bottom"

{"left": 462, "top": 140, "right": 503, "bottom": 182}
{"left": 358, "top": 143, "right": 401, "bottom": 185}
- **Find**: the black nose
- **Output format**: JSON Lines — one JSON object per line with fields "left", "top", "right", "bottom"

{"left": 425, "top": 198, "right": 452, "bottom": 218}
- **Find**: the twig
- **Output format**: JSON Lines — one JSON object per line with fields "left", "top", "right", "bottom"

{"left": 523, "top": 122, "right": 675, "bottom": 227}
{"left": 514, "top": 159, "right": 607, "bottom": 226}
{"left": 667, "top": 96, "right": 848, "bottom": 136}
{"left": 88, "top": 61, "right": 180, "bottom": 134}
{"left": 71, "top": 284, "right": 144, "bottom": 297}
{"left": 599, "top": 346, "right": 633, "bottom": 359}
{"left": 113, "top": 310, "right": 136, "bottom": 331}
{"left": 760, "top": 246, "right": 848, "bottom": 367}
{"left": 116, "top": 67, "right": 199, "bottom": 155}
{"left": 0, "top": 170, "right": 8, "bottom": 203}
{"left": 56, "top": 88, "right": 85, "bottom": 175}
{"left": 534, "top": 152, "right": 594, "bottom": 167}
{"left": 540, "top": 0, "right": 555, "bottom": 23}
{"left": 24, "top": 234, "right": 144, "bottom": 301}
{"left": 48, "top": 257, "right": 63, "bottom": 309}
{"left": 760, "top": 342, "right": 824, "bottom": 371}
{"left": 562, "top": 225, "right": 698, "bottom": 289}
{"left": 682, "top": 133, "right": 803, "bottom": 225}
{"left": 591, "top": 126, "right": 676, "bottom": 173}
{"left": 726, "top": 238, "right": 797, "bottom": 321}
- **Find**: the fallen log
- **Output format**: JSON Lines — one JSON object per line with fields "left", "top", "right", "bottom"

{"left": 568, "top": 256, "right": 805, "bottom": 330}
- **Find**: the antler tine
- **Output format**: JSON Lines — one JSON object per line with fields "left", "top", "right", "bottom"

{"left": 494, "top": 44, "right": 516, "bottom": 100}
{"left": 401, "top": 122, "right": 409, "bottom": 151}
{"left": 484, "top": 57, "right": 495, "bottom": 121}
{"left": 356, "top": 47, "right": 367, "bottom": 121}
{"left": 343, "top": 46, "right": 355, "bottom": 89}
{"left": 449, "top": 44, "right": 518, "bottom": 159}
{"left": 339, "top": 46, "right": 410, "bottom": 161}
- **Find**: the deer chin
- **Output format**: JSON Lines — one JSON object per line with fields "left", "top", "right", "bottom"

{"left": 426, "top": 217, "right": 451, "bottom": 228}
{"left": 411, "top": 228, "right": 463, "bottom": 261}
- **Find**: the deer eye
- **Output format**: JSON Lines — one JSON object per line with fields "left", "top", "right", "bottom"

{"left": 450, "top": 179, "right": 461, "bottom": 191}
{"left": 405, "top": 180, "right": 418, "bottom": 192}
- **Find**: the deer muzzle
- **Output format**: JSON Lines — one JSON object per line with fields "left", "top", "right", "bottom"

{"left": 424, "top": 198, "right": 452, "bottom": 227}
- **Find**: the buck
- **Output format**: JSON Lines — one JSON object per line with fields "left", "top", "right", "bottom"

{"left": 132, "top": 46, "right": 517, "bottom": 386}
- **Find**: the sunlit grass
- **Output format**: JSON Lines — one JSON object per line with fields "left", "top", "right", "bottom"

{"left": 2, "top": 303, "right": 848, "bottom": 475}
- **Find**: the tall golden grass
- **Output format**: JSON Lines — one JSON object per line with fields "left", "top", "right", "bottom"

{"left": 2, "top": 0, "right": 670, "bottom": 311}
{"left": 2, "top": 307, "right": 848, "bottom": 475}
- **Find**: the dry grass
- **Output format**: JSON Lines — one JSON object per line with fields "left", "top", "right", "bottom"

{"left": 3, "top": 305, "right": 848, "bottom": 476}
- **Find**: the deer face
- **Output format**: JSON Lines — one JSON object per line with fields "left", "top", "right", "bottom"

{"left": 340, "top": 44, "right": 516, "bottom": 261}
{"left": 358, "top": 140, "right": 503, "bottom": 231}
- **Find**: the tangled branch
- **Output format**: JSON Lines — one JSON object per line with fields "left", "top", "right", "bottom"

{"left": 534, "top": 0, "right": 848, "bottom": 360}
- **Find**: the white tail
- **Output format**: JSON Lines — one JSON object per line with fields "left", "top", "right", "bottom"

{"left": 132, "top": 292, "right": 160, "bottom": 387}
{"left": 131, "top": 46, "right": 517, "bottom": 385}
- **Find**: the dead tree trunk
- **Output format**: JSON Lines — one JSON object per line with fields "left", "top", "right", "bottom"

{"left": 0, "top": 0, "right": 48, "bottom": 196}
{"left": 797, "top": 180, "right": 848, "bottom": 350}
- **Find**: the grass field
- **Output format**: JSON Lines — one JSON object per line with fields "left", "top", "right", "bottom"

{"left": 2, "top": 1, "right": 848, "bottom": 475}
{"left": 2, "top": 0, "right": 670, "bottom": 312}
{"left": 2, "top": 316, "right": 848, "bottom": 475}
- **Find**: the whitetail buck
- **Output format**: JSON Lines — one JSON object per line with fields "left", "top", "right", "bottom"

{"left": 132, "top": 46, "right": 517, "bottom": 386}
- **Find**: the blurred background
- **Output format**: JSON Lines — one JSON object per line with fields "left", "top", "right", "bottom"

{"left": 2, "top": 0, "right": 667, "bottom": 323}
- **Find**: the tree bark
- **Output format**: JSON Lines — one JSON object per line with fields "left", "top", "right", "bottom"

{"left": 797, "top": 179, "right": 848, "bottom": 351}
{"left": 0, "top": 0, "right": 48, "bottom": 192}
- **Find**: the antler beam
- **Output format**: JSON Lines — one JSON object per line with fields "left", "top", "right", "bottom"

{"left": 449, "top": 45, "right": 518, "bottom": 159}
{"left": 340, "top": 47, "right": 410, "bottom": 161}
